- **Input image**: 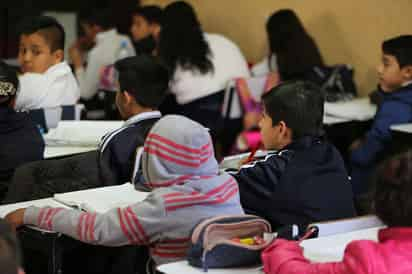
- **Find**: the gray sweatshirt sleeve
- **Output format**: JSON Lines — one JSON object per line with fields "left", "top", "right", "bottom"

{"left": 23, "top": 194, "right": 165, "bottom": 246}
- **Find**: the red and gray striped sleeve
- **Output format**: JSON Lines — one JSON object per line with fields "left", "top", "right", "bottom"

{"left": 23, "top": 194, "right": 166, "bottom": 246}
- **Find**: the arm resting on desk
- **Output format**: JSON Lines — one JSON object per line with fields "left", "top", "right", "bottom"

{"left": 22, "top": 194, "right": 164, "bottom": 246}
{"left": 261, "top": 239, "right": 370, "bottom": 274}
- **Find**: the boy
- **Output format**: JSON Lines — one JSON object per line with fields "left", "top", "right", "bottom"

{"left": 130, "top": 5, "right": 162, "bottom": 55}
{"left": 350, "top": 35, "right": 412, "bottom": 196}
{"left": 4, "top": 56, "right": 169, "bottom": 203}
{"left": 70, "top": 8, "right": 135, "bottom": 101}
{"left": 15, "top": 16, "right": 80, "bottom": 110}
{"left": 0, "top": 61, "right": 44, "bottom": 194}
{"left": 231, "top": 81, "right": 356, "bottom": 229}
{"left": 5, "top": 115, "right": 244, "bottom": 266}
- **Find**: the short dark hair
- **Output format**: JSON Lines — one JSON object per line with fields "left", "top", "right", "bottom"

{"left": 79, "top": 8, "right": 114, "bottom": 31}
{"left": 0, "top": 61, "right": 19, "bottom": 107}
{"left": 373, "top": 150, "right": 412, "bottom": 227}
{"left": 0, "top": 219, "right": 22, "bottom": 274}
{"left": 382, "top": 35, "right": 412, "bottom": 68}
{"left": 262, "top": 81, "right": 324, "bottom": 139}
{"left": 133, "top": 5, "right": 163, "bottom": 25}
{"left": 114, "top": 55, "right": 170, "bottom": 108}
{"left": 18, "top": 15, "right": 65, "bottom": 52}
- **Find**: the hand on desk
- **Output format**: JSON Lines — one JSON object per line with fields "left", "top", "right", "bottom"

{"left": 5, "top": 208, "right": 26, "bottom": 231}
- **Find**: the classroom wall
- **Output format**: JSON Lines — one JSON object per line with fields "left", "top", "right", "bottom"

{"left": 141, "top": 0, "right": 412, "bottom": 96}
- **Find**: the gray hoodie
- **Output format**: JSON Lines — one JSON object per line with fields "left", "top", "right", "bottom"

{"left": 24, "top": 115, "right": 244, "bottom": 265}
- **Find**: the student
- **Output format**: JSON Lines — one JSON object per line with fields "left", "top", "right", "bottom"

{"left": 70, "top": 8, "right": 136, "bottom": 101}
{"left": 350, "top": 35, "right": 412, "bottom": 196}
{"left": 231, "top": 81, "right": 356, "bottom": 229}
{"left": 130, "top": 5, "right": 162, "bottom": 55}
{"left": 262, "top": 150, "right": 412, "bottom": 274}
{"left": 5, "top": 115, "right": 244, "bottom": 267}
{"left": 14, "top": 15, "right": 80, "bottom": 110}
{"left": 0, "top": 61, "right": 44, "bottom": 195}
{"left": 3, "top": 55, "right": 169, "bottom": 203}
{"left": 0, "top": 218, "right": 25, "bottom": 274}
{"left": 252, "top": 9, "right": 324, "bottom": 80}
{"left": 158, "top": 1, "right": 250, "bottom": 130}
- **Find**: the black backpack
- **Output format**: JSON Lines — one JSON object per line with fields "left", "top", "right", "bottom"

{"left": 305, "top": 65, "right": 358, "bottom": 102}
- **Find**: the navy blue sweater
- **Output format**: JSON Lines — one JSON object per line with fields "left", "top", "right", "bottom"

{"left": 232, "top": 136, "right": 355, "bottom": 229}
{"left": 351, "top": 85, "right": 412, "bottom": 194}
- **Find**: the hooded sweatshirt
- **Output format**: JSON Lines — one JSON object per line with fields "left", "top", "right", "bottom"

{"left": 23, "top": 115, "right": 244, "bottom": 265}
{"left": 351, "top": 85, "right": 412, "bottom": 194}
{"left": 0, "top": 107, "right": 44, "bottom": 181}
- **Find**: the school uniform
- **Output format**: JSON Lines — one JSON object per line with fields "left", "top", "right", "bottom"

{"left": 350, "top": 84, "right": 412, "bottom": 195}
{"left": 22, "top": 115, "right": 244, "bottom": 265}
{"left": 262, "top": 227, "right": 412, "bottom": 274}
{"left": 169, "top": 33, "right": 249, "bottom": 131}
{"left": 3, "top": 111, "right": 160, "bottom": 203}
{"left": 232, "top": 136, "right": 356, "bottom": 229}
{"left": 76, "top": 29, "right": 135, "bottom": 100}
{"left": 15, "top": 62, "right": 80, "bottom": 111}
{"left": 0, "top": 107, "right": 44, "bottom": 194}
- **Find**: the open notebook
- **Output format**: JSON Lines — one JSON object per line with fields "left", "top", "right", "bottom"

{"left": 44, "top": 121, "right": 124, "bottom": 146}
{"left": 53, "top": 183, "right": 149, "bottom": 213}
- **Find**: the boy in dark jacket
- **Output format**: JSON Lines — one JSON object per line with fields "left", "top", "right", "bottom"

{"left": 0, "top": 62, "right": 44, "bottom": 197}
{"left": 232, "top": 81, "right": 356, "bottom": 229}
{"left": 351, "top": 35, "right": 412, "bottom": 195}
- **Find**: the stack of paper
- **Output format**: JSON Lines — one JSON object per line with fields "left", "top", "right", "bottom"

{"left": 44, "top": 121, "right": 124, "bottom": 146}
{"left": 53, "top": 183, "right": 149, "bottom": 213}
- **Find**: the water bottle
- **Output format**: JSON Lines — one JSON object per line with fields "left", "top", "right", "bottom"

{"left": 116, "top": 40, "right": 132, "bottom": 61}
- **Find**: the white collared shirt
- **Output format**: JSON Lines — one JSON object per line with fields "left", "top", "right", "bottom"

{"left": 15, "top": 61, "right": 80, "bottom": 111}
{"left": 76, "top": 29, "right": 135, "bottom": 100}
{"left": 169, "top": 33, "right": 250, "bottom": 104}
{"left": 99, "top": 110, "right": 161, "bottom": 153}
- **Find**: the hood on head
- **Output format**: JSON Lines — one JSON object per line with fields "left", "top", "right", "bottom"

{"left": 142, "top": 115, "right": 218, "bottom": 189}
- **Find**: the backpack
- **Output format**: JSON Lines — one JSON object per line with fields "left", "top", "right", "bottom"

{"left": 305, "top": 65, "right": 357, "bottom": 102}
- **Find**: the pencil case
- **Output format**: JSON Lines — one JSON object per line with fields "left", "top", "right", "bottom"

{"left": 187, "top": 215, "right": 272, "bottom": 271}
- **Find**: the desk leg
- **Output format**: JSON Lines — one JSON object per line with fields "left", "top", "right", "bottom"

{"left": 48, "top": 237, "right": 63, "bottom": 274}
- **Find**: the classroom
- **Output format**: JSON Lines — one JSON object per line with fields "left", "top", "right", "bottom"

{"left": 1, "top": 1, "right": 412, "bottom": 273}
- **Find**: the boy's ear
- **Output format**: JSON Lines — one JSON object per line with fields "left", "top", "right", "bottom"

{"left": 123, "top": 90, "right": 135, "bottom": 105}
{"left": 278, "top": 120, "right": 293, "bottom": 140}
{"left": 53, "top": 49, "right": 64, "bottom": 63}
{"left": 401, "top": 65, "right": 412, "bottom": 80}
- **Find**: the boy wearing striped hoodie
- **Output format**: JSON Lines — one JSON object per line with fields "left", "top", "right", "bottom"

{"left": 5, "top": 115, "right": 244, "bottom": 265}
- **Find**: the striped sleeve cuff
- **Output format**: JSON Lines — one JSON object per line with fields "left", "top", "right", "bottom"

{"left": 23, "top": 206, "right": 42, "bottom": 226}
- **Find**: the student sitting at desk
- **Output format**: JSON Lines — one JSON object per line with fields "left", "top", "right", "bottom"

{"left": 351, "top": 35, "right": 412, "bottom": 196}
{"left": 231, "top": 81, "right": 356, "bottom": 230}
{"left": 70, "top": 8, "right": 135, "bottom": 101}
{"left": 3, "top": 55, "right": 168, "bottom": 203}
{"left": 262, "top": 150, "right": 412, "bottom": 274}
{"left": 5, "top": 115, "right": 244, "bottom": 267}
{"left": 15, "top": 16, "right": 80, "bottom": 111}
{"left": 0, "top": 62, "right": 44, "bottom": 197}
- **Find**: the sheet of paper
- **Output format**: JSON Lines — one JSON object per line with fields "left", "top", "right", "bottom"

{"left": 44, "top": 146, "right": 97, "bottom": 159}
{"left": 53, "top": 183, "right": 149, "bottom": 213}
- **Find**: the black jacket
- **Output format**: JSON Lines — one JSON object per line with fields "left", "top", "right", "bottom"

{"left": 232, "top": 136, "right": 356, "bottom": 229}
{"left": 0, "top": 108, "right": 44, "bottom": 182}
